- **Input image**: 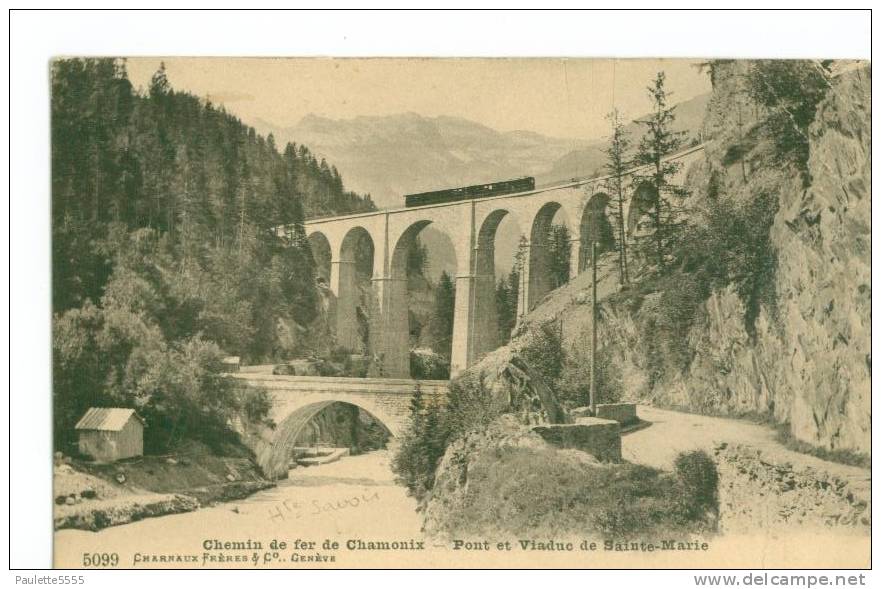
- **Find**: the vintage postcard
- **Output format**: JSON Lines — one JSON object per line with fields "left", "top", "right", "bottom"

{"left": 49, "top": 56, "right": 870, "bottom": 569}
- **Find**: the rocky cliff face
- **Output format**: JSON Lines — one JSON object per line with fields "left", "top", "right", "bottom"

{"left": 664, "top": 61, "right": 871, "bottom": 453}
{"left": 768, "top": 64, "right": 871, "bottom": 452}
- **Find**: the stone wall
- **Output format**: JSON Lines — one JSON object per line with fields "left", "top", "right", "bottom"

{"left": 532, "top": 418, "right": 622, "bottom": 462}
{"left": 595, "top": 403, "right": 638, "bottom": 425}
{"left": 713, "top": 443, "right": 870, "bottom": 534}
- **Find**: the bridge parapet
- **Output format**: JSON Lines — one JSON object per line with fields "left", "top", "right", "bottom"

{"left": 233, "top": 374, "right": 449, "bottom": 394}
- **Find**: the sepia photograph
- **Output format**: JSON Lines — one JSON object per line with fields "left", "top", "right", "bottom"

{"left": 7, "top": 8, "right": 873, "bottom": 575}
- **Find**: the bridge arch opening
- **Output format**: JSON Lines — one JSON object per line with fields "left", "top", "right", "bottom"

{"left": 378, "top": 220, "right": 458, "bottom": 378}
{"left": 307, "top": 231, "right": 332, "bottom": 284}
{"left": 336, "top": 227, "right": 374, "bottom": 353}
{"left": 261, "top": 400, "right": 395, "bottom": 479}
{"left": 577, "top": 192, "right": 615, "bottom": 273}
{"left": 473, "top": 209, "right": 522, "bottom": 355}
{"left": 526, "top": 202, "right": 573, "bottom": 312}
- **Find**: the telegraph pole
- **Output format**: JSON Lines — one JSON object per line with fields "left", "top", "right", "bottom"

{"left": 589, "top": 240, "right": 598, "bottom": 416}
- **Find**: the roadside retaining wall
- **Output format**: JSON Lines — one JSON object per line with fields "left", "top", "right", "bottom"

{"left": 532, "top": 418, "right": 622, "bottom": 462}
{"left": 714, "top": 443, "right": 870, "bottom": 534}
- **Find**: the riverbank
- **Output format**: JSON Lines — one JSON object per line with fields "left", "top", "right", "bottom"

{"left": 54, "top": 440, "right": 275, "bottom": 531}
{"left": 54, "top": 449, "right": 426, "bottom": 567}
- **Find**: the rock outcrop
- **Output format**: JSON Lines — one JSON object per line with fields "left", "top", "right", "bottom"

{"left": 714, "top": 443, "right": 870, "bottom": 534}
{"left": 768, "top": 64, "right": 871, "bottom": 451}
{"left": 421, "top": 415, "right": 599, "bottom": 537}
{"left": 661, "top": 61, "right": 871, "bottom": 453}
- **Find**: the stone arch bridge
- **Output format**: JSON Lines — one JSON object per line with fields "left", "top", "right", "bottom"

{"left": 233, "top": 373, "right": 448, "bottom": 476}
{"left": 298, "top": 145, "right": 705, "bottom": 378}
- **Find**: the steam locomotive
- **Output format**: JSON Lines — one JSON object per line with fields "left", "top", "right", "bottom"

{"left": 404, "top": 176, "right": 535, "bottom": 208}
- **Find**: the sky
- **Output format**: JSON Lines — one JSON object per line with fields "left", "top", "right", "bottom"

{"left": 125, "top": 57, "right": 711, "bottom": 140}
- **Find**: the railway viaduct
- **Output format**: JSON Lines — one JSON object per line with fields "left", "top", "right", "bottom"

{"left": 298, "top": 145, "right": 705, "bottom": 378}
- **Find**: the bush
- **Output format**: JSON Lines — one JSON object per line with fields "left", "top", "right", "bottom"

{"left": 672, "top": 450, "right": 720, "bottom": 519}
{"left": 241, "top": 385, "right": 272, "bottom": 425}
{"left": 679, "top": 188, "right": 779, "bottom": 337}
{"left": 343, "top": 354, "right": 370, "bottom": 378}
{"left": 409, "top": 348, "right": 450, "bottom": 380}
{"left": 328, "top": 345, "right": 353, "bottom": 364}
{"left": 315, "top": 358, "right": 344, "bottom": 377}
{"left": 519, "top": 317, "right": 622, "bottom": 410}
{"left": 557, "top": 339, "right": 622, "bottom": 409}
{"left": 519, "top": 321, "right": 565, "bottom": 390}
{"left": 393, "top": 374, "right": 503, "bottom": 501}
{"left": 392, "top": 385, "right": 450, "bottom": 500}
{"left": 434, "top": 444, "right": 719, "bottom": 538}
{"left": 606, "top": 177, "right": 779, "bottom": 388}
{"left": 442, "top": 373, "right": 508, "bottom": 441}
{"left": 743, "top": 59, "right": 831, "bottom": 177}
{"left": 643, "top": 272, "right": 710, "bottom": 378}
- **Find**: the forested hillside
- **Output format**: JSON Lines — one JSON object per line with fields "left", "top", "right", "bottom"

{"left": 51, "top": 58, "right": 374, "bottom": 453}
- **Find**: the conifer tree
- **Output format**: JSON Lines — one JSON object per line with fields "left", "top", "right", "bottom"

{"left": 429, "top": 271, "right": 456, "bottom": 359}
{"left": 632, "top": 71, "right": 689, "bottom": 272}
{"left": 603, "top": 109, "right": 632, "bottom": 285}
{"left": 149, "top": 62, "right": 171, "bottom": 99}
{"left": 495, "top": 267, "right": 519, "bottom": 345}
{"left": 547, "top": 224, "right": 572, "bottom": 289}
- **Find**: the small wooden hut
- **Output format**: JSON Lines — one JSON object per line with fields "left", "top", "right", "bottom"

{"left": 75, "top": 408, "right": 144, "bottom": 462}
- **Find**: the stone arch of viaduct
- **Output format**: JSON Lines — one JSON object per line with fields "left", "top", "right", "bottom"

{"left": 299, "top": 145, "right": 704, "bottom": 378}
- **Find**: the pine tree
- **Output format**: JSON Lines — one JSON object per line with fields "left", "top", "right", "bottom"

{"left": 420, "top": 398, "right": 446, "bottom": 494}
{"left": 506, "top": 266, "right": 519, "bottom": 319}
{"left": 546, "top": 224, "right": 571, "bottom": 289}
{"left": 149, "top": 62, "right": 171, "bottom": 99}
{"left": 408, "top": 383, "right": 425, "bottom": 430}
{"left": 495, "top": 267, "right": 519, "bottom": 345}
{"left": 513, "top": 235, "right": 529, "bottom": 274}
{"left": 406, "top": 237, "right": 429, "bottom": 277}
{"left": 511, "top": 235, "right": 530, "bottom": 317}
{"left": 430, "top": 271, "right": 456, "bottom": 359}
{"left": 632, "top": 71, "right": 689, "bottom": 272}
{"left": 50, "top": 57, "right": 371, "bottom": 343}
{"left": 603, "top": 109, "right": 632, "bottom": 285}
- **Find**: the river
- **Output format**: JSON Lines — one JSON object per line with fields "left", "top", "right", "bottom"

{"left": 54, "top": 450, "right": 427, "bottom": 568}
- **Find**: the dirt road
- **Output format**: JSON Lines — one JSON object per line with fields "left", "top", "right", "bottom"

{"left": 624, "top": 405, "right": 870, "bottom": 497}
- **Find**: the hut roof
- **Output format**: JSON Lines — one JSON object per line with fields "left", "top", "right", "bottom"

{"left": 75, "top": 408, "right": 142, "bottom": 432}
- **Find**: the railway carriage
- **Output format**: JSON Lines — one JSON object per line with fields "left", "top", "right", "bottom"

{"left": 404, "top": 176, "right": 535, "bottom": 208}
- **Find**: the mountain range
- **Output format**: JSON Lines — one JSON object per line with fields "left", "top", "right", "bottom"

{"left": 253, "top": 92, "right": 710, "bottom": 210}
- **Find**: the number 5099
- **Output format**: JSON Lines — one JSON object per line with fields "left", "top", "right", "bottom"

{"left": 83, "top": 552, "right": 119, "bottom": 567}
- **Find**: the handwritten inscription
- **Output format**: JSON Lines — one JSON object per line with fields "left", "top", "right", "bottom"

{"left": 268, "top": 491, "right": 381, "bottom": 522}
